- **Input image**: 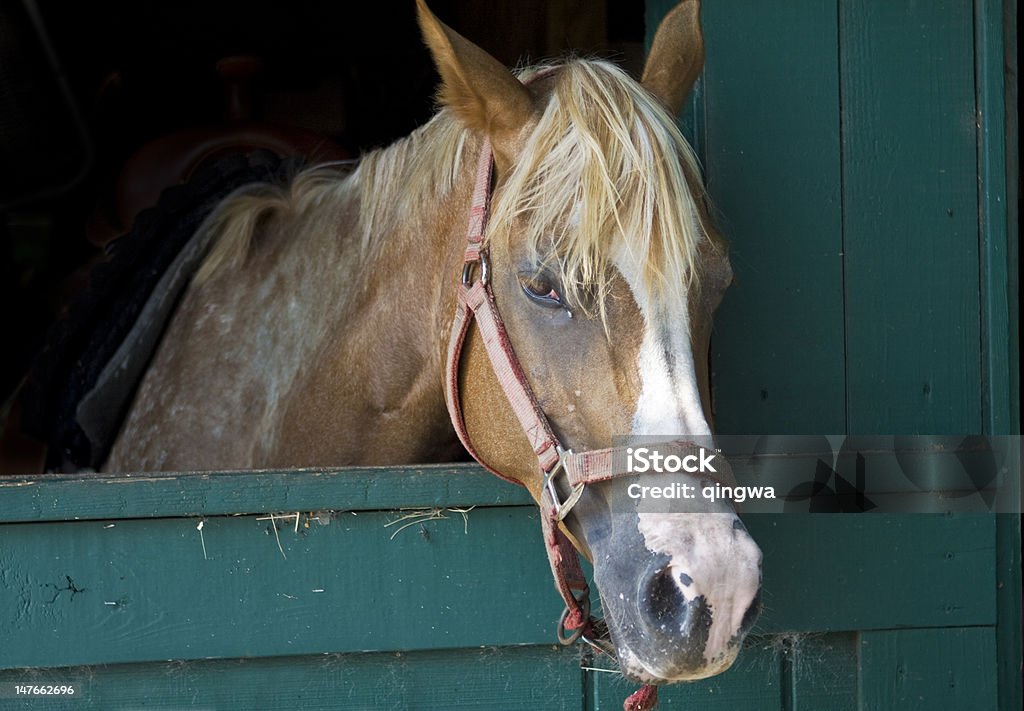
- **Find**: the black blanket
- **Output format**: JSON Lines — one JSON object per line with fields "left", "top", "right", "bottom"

{"left": 22, "top": 151, "right": 293, "bottom": 471}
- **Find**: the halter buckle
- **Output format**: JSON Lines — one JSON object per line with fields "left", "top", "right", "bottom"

{"left": 461, "top": 252, "right": 489, "bottom": 286}
{"left": 544, "top": 447, "right": 585, "bottom": 521}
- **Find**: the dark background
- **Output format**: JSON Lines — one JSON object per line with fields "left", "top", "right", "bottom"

{"left": 0, "top": 0, "right": 645, "bottom": 467}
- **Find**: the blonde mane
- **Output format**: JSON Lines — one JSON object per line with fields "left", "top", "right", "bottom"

{"left": 490, "top": 60, "right": 714, "bottom": 317}
{"left": 195, "top": 116, "right": 469, "bottom": 283}
{"left": 196, "top": 57, "right": 714, "bottom": 314}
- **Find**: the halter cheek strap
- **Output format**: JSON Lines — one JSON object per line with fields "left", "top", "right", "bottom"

{"left": 443, "top": 140, "right": 592, "bottom": 631}
{"left": 444, "top": 140, "right": 737, "bottom": 711}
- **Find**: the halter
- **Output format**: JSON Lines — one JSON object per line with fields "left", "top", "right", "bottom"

{"left": 444, "top": 140, "right": 735, "bottom": 711}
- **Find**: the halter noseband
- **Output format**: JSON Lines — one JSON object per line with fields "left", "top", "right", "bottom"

{"left": 443, "top": 140, "right": 735, "bottom": 709}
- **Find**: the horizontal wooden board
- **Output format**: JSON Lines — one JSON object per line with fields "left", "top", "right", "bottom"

{"left": 1, "top": 507, "right": 996, "bottom": 671}
{"left": 590, "top": 633, "right": 781, "bottom": 710}
{"left": 0, "top": 645, "right": 583, "bottom": 710}
{"left": 0, "top": 464, "right": 532, "bottom": 523}
{"left": 746, "top": 514, "right": 997, "bottom": 633}
{"left": 591, "top": 632, "right": 858, "bottom": 710}
{"left": 0, "top": 507, "right": 565, "bottom": 669}
{"left": 2, "top": 629, "right": 999, "bottom": 710}
{"left": 6, "top": 441, "right": 1013, "bottom": 524}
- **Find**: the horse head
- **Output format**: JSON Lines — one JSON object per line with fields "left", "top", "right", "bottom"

{"left": 418, "top": 0, "right": 762, "bottom": 685}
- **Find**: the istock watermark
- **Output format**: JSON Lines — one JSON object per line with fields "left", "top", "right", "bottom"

{"left": 626, "top": 446, "right": 719, "bottom": 474}
{"left": 609, "top": 435, "right": 1022, "bottom": 513}
{"left": 626, "top": 480, "right": 777, "bottom": 504}
{"left": 624, "top": 445, "right": 778, "bottom": 504}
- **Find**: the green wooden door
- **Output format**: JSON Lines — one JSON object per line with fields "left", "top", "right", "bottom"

{"left": 0, "top": 468, "right": 588, "bottom": 709}
{"left": 639, "top": 0, "right": 1021, "bottom": 708}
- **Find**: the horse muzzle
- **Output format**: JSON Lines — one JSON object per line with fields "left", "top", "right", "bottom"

{"left": 572, "top": 486, "right": 763, "bottom": 684}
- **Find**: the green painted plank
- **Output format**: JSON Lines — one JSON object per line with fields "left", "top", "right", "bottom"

{"left": 589, "top": 634, "right": 781, "bottom": 710}
{"left": 0, "top": 464, "right": 532, "bottom": 523}
{"left": 0, "top": 511, "right": 993, "bottom": 672}
{"left": 0, "top": 645, "right": 583, "bottom": 710}
{"left": 976, "top": 4, "right": 1021, "bottom": 709}
{"left": 746, "top": 514, "right": 996, "bottom": 633}
{"left": 700, "top": 1, "right": 846, "bottom": 434}
{"left": 840, "top": 0, "right": 981, "bottom": 434}
{"left": 2, "top": 443, "right": 1015, "bottom": 523}
{"left": 789, "top": 632, "right": 858, "bottom": 711}
{"left": 589, "top": 632, "right": 857, "bottom": 710}
{"left": 860, "top": 627, "right": 998, "bottom": 710}
{"left": 996, "top": 514, "right": 1022, "bottom": 711}
{"left": 0, "top": 507, "right": 565, "bottom": 669}
{"left": 977, "top": 0, "right": 1016, "bottom": 438}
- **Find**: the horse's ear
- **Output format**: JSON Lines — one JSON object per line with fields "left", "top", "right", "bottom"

{"left": 416, "top": 0, "right": 535, "bottom": 171}
{"left": 641, "top": 0, "right": 704, "bottom": 115}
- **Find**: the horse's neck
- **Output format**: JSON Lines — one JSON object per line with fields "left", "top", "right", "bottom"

{"left": 105, "top": 129, "right": 473, "bottom": 472}
{"left": 269, "top": 140, "right": 471, "bottom": 467}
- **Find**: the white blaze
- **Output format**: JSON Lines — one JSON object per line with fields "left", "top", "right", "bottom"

{"left": 613, "top": 244, "right": 710, "bottom": 438}
{"left": 632, "top": 316, "right": 711, "bottom": 437}
{"left": 614, "top": 244, "right": 761, "bottom": 680}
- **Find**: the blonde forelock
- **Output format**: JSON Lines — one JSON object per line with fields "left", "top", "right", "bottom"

{"left": 488, "top": 60, "right": 713, "bottom": 319}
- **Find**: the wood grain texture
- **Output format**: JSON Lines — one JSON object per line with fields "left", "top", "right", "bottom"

{"left": 699, "top": 0, "right": 846, "bottom": 435}
{"left": 976, "top": 0, "right": 1015, "bottom": 438}
{"left": 0, "top": 463, "right": 531, "bottom": 523}
{"left": 840, "top": 0, "right": 981, "bottom": 434}
{"left": 0, "top": 507, "right": 563, "bottom": 668}
{"left": 591, "top": 633, "right": 857, "bottom": 709}
{"left": 0, "top": 645, "right": 583, "bottom": 710}
{"left": 788, "top": 632, "right": 858, "bottom": 711}
{"left": 975, "top": 7, "right": 1021, "bottom": 710}
{"left": 0, "top": 510, "right": 994, "bottom": 671}
{"left": 860, "top": 628, "right": 998, "bottom": 710}
{"left": 746, "top": 514, "right": 996, "bottom": 633}
{"left": 591, "top": 633, "right": 781, "bottom": 710}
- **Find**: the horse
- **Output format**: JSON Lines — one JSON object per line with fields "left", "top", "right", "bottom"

{"left": 103, "top": 0, "right": 762, "bottom": 694}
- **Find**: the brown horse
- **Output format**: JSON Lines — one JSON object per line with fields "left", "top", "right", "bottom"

{"left": 106, "top": 0, "right": 761, "bottom": 688}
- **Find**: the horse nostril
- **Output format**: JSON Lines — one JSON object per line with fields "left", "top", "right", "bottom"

{"left": 641, "top": 566, "right": 686, "bottom": 627}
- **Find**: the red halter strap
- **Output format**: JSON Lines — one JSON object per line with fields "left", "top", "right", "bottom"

{"left": 443, "top": 139, "right": 591, "bottom": 630}
{"left": 444, "top": 141, "right": 735, "bottom": 711}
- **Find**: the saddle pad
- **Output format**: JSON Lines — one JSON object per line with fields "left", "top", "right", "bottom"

{"left": 22, "top": 151, "right": 293, "bottom": 470}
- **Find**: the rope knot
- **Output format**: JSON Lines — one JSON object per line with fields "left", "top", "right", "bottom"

{"left": 562, "top": 606, "right": 586, "bottom": 630}
{"left": 624, "top": 684, "right": 659, "bottom": 711}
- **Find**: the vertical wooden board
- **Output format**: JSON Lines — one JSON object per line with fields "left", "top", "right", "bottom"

{"left": 996, "top": 515, "right": 1023, "bottom": 711}
{"left": 975, "top": 0, "right": 1016, "bottom": 437}
{"left": 0, "top": 646, "right": 584, "bottom": 710}
{"left": 588, "top": 635, "right": 782, "bottom": 710}
{"left": 0, "top": 508, "right": 566, "bottom": 668}
{"left": 840, "top": 0, "right": 981, "bottom": 434}
{"left": 699, "top": 1, "right": 846, "bottom": 434}
{"left": 860, "top": 627, "right": 998, "bottom": 709}
{"left": 974, "top": 3, "right": 1021, "bottom": 706}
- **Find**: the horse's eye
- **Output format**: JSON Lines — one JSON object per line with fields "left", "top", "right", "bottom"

{"left": 520, "top": 276, "right": 564, "bottom": 308}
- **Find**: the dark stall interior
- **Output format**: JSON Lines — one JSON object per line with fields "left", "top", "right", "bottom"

{"left": 0, "top": 0, "right": 645, "bottom": 473}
